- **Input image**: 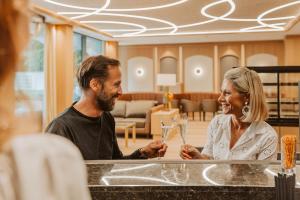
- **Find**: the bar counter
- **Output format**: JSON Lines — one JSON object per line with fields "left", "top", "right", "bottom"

{"left": 86, "top": 160, "right": 300, "bottom": 200}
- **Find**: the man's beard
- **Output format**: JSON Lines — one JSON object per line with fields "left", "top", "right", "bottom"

{"left": 96, "top": 90, "right": 118, "bottom": 111}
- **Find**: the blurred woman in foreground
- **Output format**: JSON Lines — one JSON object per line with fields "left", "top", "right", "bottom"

{"left": 0, "top": 0, "right": 90, "bottom": 199}
{"left": 180, "top": 67, "right": 278, "bottom": 160}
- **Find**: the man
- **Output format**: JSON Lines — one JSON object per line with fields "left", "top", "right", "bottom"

{"left": 46, "top": 55, "right": 167, "bottom": 160}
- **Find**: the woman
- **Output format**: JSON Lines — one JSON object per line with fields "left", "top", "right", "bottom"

{"left": 0, "top": 0, "right": 91, "bottom": 199}
{"left": 180, "top": 67, "right": 278, "bottom": 160}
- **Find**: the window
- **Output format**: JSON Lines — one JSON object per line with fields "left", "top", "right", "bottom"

{"left": 86, "top": 37, "right": 102, "bottom": 56}
{"left": 15, "top": 22, "right": 45, "bottom": 129}
{"left": 73, "top": 33, "right": 103, "bottom": 101}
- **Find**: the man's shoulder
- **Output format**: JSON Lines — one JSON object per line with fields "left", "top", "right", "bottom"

{"left": 45, "top": 107, "right": 75, "bottom": 132}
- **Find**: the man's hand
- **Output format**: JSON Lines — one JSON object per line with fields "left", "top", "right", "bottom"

{"left": 140, "top": 140, "right": 168, "bottom": 158}
{"left": 179, "top": 144, "right": 202, "bottom": 160}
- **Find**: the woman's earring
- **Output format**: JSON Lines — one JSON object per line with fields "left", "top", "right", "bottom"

{"left": 242, "top": 102, "right": 250, "bottom": 117}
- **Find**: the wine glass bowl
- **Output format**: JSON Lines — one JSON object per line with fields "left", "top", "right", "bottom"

{"left": 178, "top": 113, "right": 188, "bottom": 145}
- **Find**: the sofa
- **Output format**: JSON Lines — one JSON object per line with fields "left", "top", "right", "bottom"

{"left": 110, "top": 100, "right": 163, "bottom": 137}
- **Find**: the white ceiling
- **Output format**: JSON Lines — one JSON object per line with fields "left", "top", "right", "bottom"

{"left": 32, "top": 0, "right": 300, "bottom": 45}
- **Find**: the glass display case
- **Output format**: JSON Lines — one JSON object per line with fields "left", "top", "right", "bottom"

{"left": 248, "top": 67, "right": 300, "bottom": 127}
{"left": 86, "top": 160, "right": 300, "bottom": 200}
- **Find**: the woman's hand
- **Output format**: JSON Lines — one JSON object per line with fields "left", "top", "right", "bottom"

{"left": 180, "top": 144, "right": 202, "bottom": 159}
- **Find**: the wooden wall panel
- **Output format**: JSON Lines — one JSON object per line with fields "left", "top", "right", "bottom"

{"left": 105, "top": 41, "right": 118, "bottom": 59}
{"left": 245, "top": 41, "right": 284, "bottom": 65}
{"left": 182, "top": 44, "right": 214, "bottom": 59}
{"left": 284, "top": 35, "right": 300, "bottom": 65}
{"left": 218, "top": 43, "right": 241, "bottom": 59}
{"left": 157, "top": 45, "right": 179, "bottom": 60}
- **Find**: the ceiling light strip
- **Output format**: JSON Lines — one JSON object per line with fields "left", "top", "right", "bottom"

{"left": 240, "top": 22, "right": 286, "bottom": 31}
{"left": 71, "top": 0, "right": 110, "bottom": 20}
{"left": 45, "top": 0, "right": 188, "bottom": 12}
{"left": 44, "top": 0, "right": 95, "bottom": 10}
{"left": 114, "top": 28, "right": 282, "bottom": 38}
{"left": 81, "top": 20, "right": 147, "bottom": 35}
{"left": 257, "top": 1, "right": 300, "bottom": 30}
{"left": 59, "top": 12, "right": 177, "bottom": 34}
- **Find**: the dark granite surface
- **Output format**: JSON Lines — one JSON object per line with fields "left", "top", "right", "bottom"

{"left": 86, "top": 160, "right": 300, "bottom": 200}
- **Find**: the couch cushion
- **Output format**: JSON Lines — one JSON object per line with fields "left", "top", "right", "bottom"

{"left": 110, "top": 100, "right": 126, "bottom": 117}
{"left": 125, "top": 100, "right": 156, "bottom": 118}
{"left": 121, "top": 118, "right": 146, "bottom": 128}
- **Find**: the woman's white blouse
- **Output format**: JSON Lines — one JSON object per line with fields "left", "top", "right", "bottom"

{"left": 201, "top": 114, "right": 278, "bottom": 160}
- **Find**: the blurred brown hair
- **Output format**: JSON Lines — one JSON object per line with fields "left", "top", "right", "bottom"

{"left": 0, "top": 0, "right": 31, "bottom": 147}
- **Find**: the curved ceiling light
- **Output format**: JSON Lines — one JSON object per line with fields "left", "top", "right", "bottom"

{"left": 201, "top": 0, "right": 235, "bottom": 20}
{"left": 45, "top": 0, "right": 188, "bottom": 12}
{"left": 59, "top": 12, "right": 178, "bottom": 34}
{"left": 71, "top": 0, "right": 110, "bottom": 20}
{"left": 257, "top": 1, "right": 300, "bottom": 30}
{"left": 81, "top": 20, "right": 147, "bottom": 35}
{"left": 44, "top": 0, "right": 95, "bottom": 10}
{"left": 48, "top": 0, "right": 300, "bottom": 37}
{"left": 240, "top": 22, "right": 286, "bottom": 31}
{"left": 201, "top": 0, "right": 295, "bottom": 22}
{"left": 114, "top": 28, "right": 282, "bottom": 38}
{"left": 105, "top": 0, "right": 188, "bottom": 12}
{"left": 176, "top": 0, "right": 235, "bottom": 29}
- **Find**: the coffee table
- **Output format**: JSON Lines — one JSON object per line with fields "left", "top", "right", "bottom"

{"left": 115, "top": 121, "right": 136, "bottom": 148}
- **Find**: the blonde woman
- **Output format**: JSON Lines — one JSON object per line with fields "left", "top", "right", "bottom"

{"left": 0, "top": 0, "right": 91, "bottom": 199}
{"left": 180, "top": 67, "right": 278, "bottom": 160}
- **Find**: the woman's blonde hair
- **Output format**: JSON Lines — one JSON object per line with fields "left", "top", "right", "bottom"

{"left": 224, "top": 67, "right": 268, "bottom": 122}
{"left": 0, "top": 0, "right": 32, "bottom": 148}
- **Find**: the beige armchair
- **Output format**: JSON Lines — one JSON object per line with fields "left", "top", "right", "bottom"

{"left": 180, "top": 99, "right": 201, "bottom": 120}
{"left": 202, "top": 99, "right": 219, "bottom": 121}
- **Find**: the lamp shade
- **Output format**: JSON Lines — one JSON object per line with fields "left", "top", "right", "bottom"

{"left": 156, "top": 74, "right": 176, "bottom": 86}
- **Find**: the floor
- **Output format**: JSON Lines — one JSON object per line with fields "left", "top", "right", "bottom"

{"left": 116, "top": 113, "right": 213, "bottom": 159}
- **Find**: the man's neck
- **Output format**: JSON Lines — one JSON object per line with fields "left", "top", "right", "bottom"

{"left": 73, "top": 95, "right": 103, "bottom": 118}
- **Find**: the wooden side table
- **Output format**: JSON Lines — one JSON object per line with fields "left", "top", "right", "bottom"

{"left": 115, "top": 122, "right": 136, "bottom": 148}
{"left": 151, "top": 109, "right": 179, "bottom": 140}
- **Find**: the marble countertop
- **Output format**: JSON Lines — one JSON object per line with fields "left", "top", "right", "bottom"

{"left": 86, "top": 160, "right": 300, "bottom": 188}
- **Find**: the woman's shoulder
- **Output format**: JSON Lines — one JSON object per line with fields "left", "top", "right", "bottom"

{"left": 255, "top": 121, "right": 278, "bottom": 140}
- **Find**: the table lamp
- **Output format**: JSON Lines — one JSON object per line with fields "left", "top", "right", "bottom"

{"left": 156, "top": 74, "right": 176, "bottom": 110}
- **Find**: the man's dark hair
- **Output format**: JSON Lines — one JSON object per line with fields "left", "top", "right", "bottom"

{"left": 77, "top": 55, "right": 120, "bottom": 90}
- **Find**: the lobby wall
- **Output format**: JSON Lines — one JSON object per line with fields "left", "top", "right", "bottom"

{"left": 118, "top": 40, "right": 286, "bottom": 93}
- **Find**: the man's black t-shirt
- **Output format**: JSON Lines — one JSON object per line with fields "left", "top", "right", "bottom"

{"left": 45, "top": 105, "right": 143, "bottom": 160}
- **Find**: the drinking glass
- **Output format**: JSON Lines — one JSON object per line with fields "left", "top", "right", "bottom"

{"left": 178, "top": 113, "right": 188, "bottom": 145}
{"left": 159, "top": 121, "right": 174, "bottom": 159}
{"left": 173, "top": 164, "right": 189, "bottom": 184}
{"left": 281, "top": 135, "right": 296, "bottom": 174}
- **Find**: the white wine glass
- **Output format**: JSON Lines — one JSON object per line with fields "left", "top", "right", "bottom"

{"left": 178, "top": 113, "right": 188, "bottom": 145}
